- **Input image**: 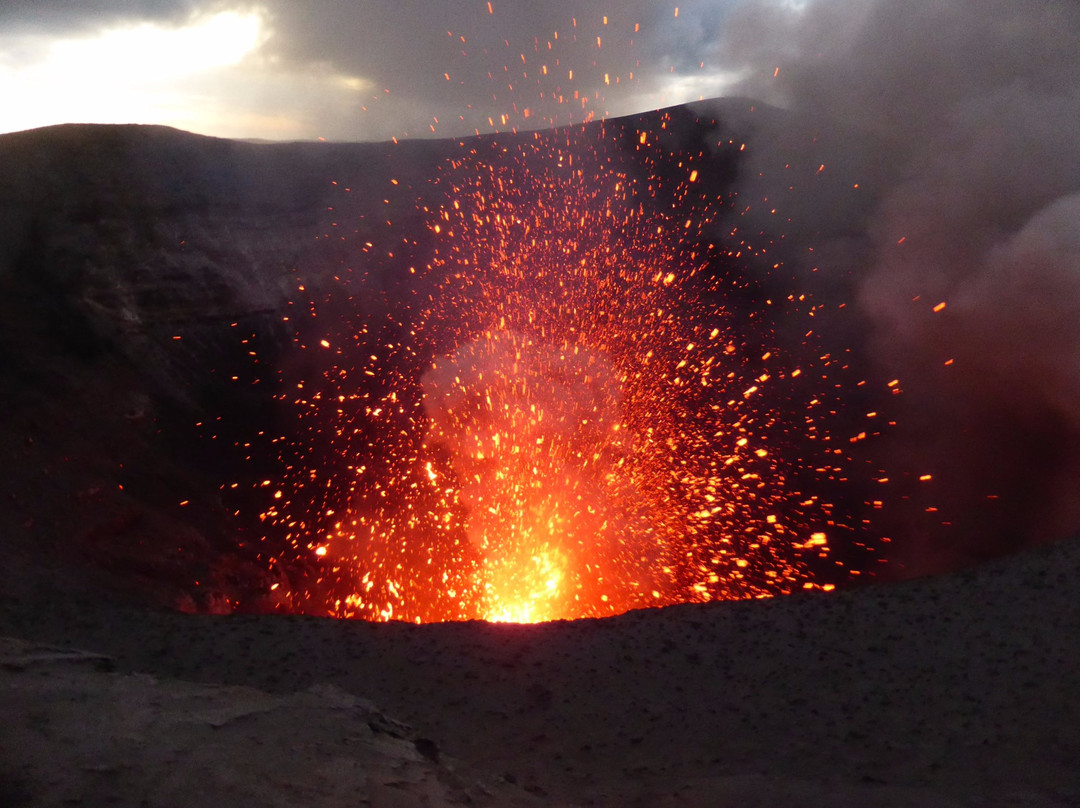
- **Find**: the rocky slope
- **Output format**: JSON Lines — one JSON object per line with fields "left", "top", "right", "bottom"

{"left": 0, "top": 123, "right": 446, "bottom": 407}
{"left": 0, "top": 124, "right": 454, "bottom": 609}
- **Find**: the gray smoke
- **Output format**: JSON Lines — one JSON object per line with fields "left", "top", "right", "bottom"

{"left": 712, "top": 0, "right": 1080, "bottom": 571}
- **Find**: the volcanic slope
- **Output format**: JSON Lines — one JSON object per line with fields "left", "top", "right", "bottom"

{"left": 2, "top": 535, "right": 1079, "bottom": 806}
{"left": 0, "top": 121, "right": 453, "bottom": 613}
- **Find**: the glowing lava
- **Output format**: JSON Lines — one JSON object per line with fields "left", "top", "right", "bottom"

{"left": 424, "top": 332, "right": 656, "bottom": 621}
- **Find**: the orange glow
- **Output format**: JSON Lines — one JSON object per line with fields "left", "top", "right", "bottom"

{"left": 483, "top": 544, "right": 568, "bottom": 623}
{"left": 251, "top": 117, "right": 870, "bottom": 623}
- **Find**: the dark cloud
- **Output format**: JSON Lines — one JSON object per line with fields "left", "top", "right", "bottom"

{"left": 0, "top": 0, "right": 747, "bottom": 139}
{"left": 0, "top": 0, "right": 209, "bottom": 33}
{"left": 250, "top": 0, "right": 713, "bottom": 136}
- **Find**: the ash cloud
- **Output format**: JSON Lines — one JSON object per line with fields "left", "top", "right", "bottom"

{"left": 714, "top": 0, "right": 1080, "bottom": 570}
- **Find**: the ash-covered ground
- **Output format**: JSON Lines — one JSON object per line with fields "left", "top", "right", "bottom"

{"left": 3, "top": 534, "right": 1080, "bottom": 806}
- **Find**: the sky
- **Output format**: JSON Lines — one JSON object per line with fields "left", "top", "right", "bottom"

{"left": 0, "top": 0, "right": 778, "bottom": 141}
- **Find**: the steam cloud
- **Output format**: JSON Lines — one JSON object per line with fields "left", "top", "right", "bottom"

{"left": 715, "top": 0, "right": 1080, "bottom": 571}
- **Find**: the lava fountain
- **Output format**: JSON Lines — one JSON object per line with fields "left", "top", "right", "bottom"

{"left": 255, "top": 117, "right": 861, "bottom": 622}
{"left": 421, "top": 332, "right": 671, "bottom": 622}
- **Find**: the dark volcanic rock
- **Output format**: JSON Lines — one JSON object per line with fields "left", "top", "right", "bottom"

{"left": 0, "top": 124, "right": 450, "bottom": 607}
{"left": 0, "top": 124, "right": 446, "bottom": 407}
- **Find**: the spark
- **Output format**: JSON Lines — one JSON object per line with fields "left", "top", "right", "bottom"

{"left": 250, "top": 115, "right": 865, "bottom": 623}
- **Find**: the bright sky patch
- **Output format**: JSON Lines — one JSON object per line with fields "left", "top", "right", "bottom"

{"left": 0, "top": 10, "right": 264, "bottom": 133}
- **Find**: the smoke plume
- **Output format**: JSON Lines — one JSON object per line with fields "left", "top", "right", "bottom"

{"left": 714, "top": 0, "right": 1080, "bottom": 571}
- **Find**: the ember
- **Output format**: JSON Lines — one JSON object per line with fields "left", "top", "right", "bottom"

{"left": 253, "top": 118, "right": 864, "bottom": 622}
